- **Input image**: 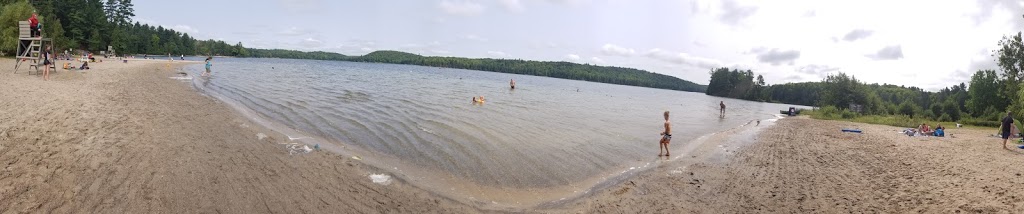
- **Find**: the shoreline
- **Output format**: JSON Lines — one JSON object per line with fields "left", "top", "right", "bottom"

{"left": 0, "top": 59, "right": 479, "bottom": 213}
{"left": 181, "top": 60, "right": 782, "bottom": 210}
{"left": 5, "top": 58, "right": 1022, "bottom": 212}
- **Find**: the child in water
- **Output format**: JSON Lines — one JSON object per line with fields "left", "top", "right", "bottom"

{"left": 203, "top": 57, "right": 212, "bottom": 77}
{"left": 659, "top": 111, "right": 671, "bottom": 156}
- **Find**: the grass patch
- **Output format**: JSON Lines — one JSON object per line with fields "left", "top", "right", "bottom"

{"left": 804, "top": 108, "right": 996, "bottom": 130}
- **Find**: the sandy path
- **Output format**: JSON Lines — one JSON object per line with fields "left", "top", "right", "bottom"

{"left": 557, "top": 117, "right": 1024, "bottom": 213}
{"left": 0, "top": 59, "right": 477, "bottom": 213}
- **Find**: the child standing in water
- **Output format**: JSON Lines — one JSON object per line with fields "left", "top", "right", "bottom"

{"left": 659, "top": 111, "right": 671, "bottom": 156}
{"left": 203, "top": 57, "right": 212, "bottom": 77}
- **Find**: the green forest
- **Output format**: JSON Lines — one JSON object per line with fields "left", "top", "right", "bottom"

{"left": 349, "top": 51, "right": 707, "bottom": 92}
{"left": 247, "top": 49, "right": 707, "bottom": 92}
{"left": 706, "top": 17, "right": 1024, "bottom": 127}
{"left": 0, "top": 0, "right": 705, "bottom": 93}
{"left": 0, "top": 0, "right": 247, "bottom": 57}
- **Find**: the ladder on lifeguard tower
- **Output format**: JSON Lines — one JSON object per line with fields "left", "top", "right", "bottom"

{"left": 13, "top": 20, "right": 54, "bottom": 74}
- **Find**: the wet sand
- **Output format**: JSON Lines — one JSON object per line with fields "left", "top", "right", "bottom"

{"left": 555, "top": 117, "right": 1024, "bottom": 213}
{"left": 3, "top": 58, "right": 1024, "bottom": 213}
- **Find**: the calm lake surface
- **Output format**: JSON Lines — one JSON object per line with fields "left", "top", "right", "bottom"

{"left": 185, "top": 58, "right": 804, "bottom": 203}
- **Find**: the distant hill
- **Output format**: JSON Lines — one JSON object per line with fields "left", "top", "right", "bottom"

{"left": 247, "top": 49, "right": 707, "bottom": 93}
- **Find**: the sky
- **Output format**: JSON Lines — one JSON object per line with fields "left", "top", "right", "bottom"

{"left": 133, "top": 0, "right": 1024, "bottom": 91}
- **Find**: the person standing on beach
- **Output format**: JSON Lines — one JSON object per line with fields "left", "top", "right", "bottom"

{"left": 659, "top": 111, "right": 672, "bottom": 156}
{"left": 203, "top": 57, "right": 213, "bottom": 77}
{"left": 42, "top": 45, "right": 52, "bottom": 81}
{"left": 719, "top": 101, "right": 726, "bottom": 117}
{"left": 1002, "top": 112, "right": 1015, "bottom": 149}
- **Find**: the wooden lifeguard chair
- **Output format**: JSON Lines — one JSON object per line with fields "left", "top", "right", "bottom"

{"left": 13, "top": 21, "right": 54, "bottom": 74}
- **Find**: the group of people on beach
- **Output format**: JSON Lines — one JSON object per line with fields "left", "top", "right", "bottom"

{"left": 911, "top": 123, "right": 946, "bottom": 137}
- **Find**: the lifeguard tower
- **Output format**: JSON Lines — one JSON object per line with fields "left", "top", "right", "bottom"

{"left": 13, "top": 20, "right": 54, "bottom": 74}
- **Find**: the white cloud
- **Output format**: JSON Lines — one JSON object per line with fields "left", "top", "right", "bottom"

{"left": 645, "top": 48, "right": 722, "bottom": 69}
{"left": 752, "top": 48, "right": 801, "bottom": 65}
{"left": 463, "top": 34, "right": 488, "bottom": 42}
{"left": 866, "top": 45, "right": 904, "bottom": 60}
{"left": 498, "top": 0, "right": 525, "bottom": 12}
{"left": 842, "top": 29, "right": 873, "bottom": 42}
{"left": 431, "top": 50, "right": 451, "bottom": 54}
{"left": 566, "top": 54, "right": 581, "bottom": 61}
{"left": 600, "top": 44, "right": 636, "bottom": 56}
{"left": 276, "top": 0, "right": 326, "bottom": 14}
{"left": 718, "top": 0, "right": 758, "bottom": 25}
{"left": 439, "top": 0, "right": 484, "bottom": 16}
{"left": 279, "top": 27, "right": 311, "bottom": 36}
{"left": 590, "top": 57, "right": 606, "bottom": 64}
{"left": 487, "top": 51, "right": 509, "bottom": 57}
{"left": 299, "top": 38, "right": 324, "bottom": 48}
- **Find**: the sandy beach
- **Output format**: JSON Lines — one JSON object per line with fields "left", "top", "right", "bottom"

{"left": 557, "top": 117, "right": 1024, "bottom": 213}
{"left": 2, "top": 58, "right": 1024, "bottom": 213}
{"left": 0, "top": 59, "right": 477, "bottom": 213}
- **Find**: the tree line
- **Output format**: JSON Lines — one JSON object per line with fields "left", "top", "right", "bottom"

{"left": 348, "top": 50, "right": 708, "bottom": 92}
{"left": 705, "top": 15, "right": 1024, "bottom": 126}
{"left": 0, "top": 0, "right": 245, "bottom": 56}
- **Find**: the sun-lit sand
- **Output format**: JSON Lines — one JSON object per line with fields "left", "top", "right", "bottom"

{"left": 2, "top": 58, "right": 1024, "bottom": 213}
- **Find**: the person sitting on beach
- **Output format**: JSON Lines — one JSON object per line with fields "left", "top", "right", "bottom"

{"left": 934, "top": 125, "right": 945, "bottom": 137}
{"left": 659, "top": 111, "right": 672, "bottom": 156}
{"left": 918, "top": 123, "right": 932, "bottom": 136}
{"left": 79, "top": 61, "right": 89, "bottom": 70}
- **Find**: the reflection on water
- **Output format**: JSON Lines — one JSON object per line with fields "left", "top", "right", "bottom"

{"left": 186, "top": 58, "right": 805, "bottom": 190}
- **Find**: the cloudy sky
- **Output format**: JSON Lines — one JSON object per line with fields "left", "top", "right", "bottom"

{"left": 135, "top": 0, "right": 1024, "bottom": 90}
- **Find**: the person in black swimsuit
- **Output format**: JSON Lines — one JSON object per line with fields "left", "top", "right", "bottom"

{"left": 659, "top": 111, "right": 672, "bottom": 156}
{"left": 42, "top": 45, "right": 52, "bottom": 81}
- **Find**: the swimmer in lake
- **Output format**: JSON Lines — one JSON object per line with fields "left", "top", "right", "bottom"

{"left": 659, "top": 111, "right": 671, "bottom": 156}
{"left": 510, "top": 79, "right": 516, "bottom": 89}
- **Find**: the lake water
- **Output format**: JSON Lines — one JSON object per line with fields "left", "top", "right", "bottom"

{"left": 185, "top": 58, "right": 804, "bottom": 206}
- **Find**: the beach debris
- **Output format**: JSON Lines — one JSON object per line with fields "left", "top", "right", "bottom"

{"left": 370, "top": 174, "right": 392, "bottom": 185}
{"left": 286, "top": 143, "right": 312, "bottom": 155}
{"left": 352, "top": 156, "right": 362, "bottom": 160}
{"left": 841, "top": 129, "right": 862, "bottom": 133}
{"left": 669, "top": 170, "right": 684, "bottom": 175}
{"left": 314, "top": 144, "right": 320, "bottom": 150}
{"left": 257, "top": 133, "right": 268, "bottom": 140}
